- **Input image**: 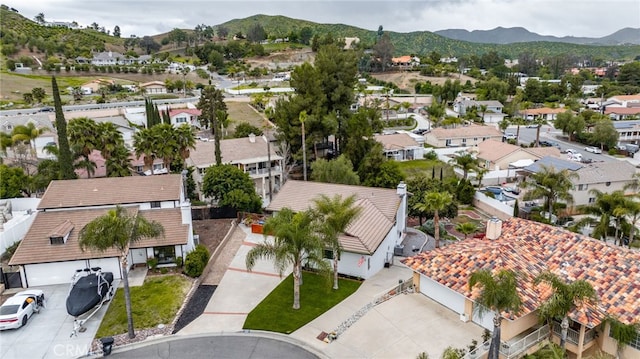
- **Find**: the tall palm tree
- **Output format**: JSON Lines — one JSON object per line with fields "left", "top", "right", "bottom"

{"left": 0, "top": 132, "right": 14, "bottom": 158}
{"left": 450, "top": 152, "right": 478, "bottom": 180}
{"left": 312, "top": 194, "right": 362, "bottom": 290}
{"left": 245, "top": 208, "right": 329, "bottom": 309}
{"left": 174, "top": 124, "right": 196, "bottom": 169}
{"left": 534, "top": 271, "right": 597, "bottom": 349}
{"left": 414, "top": 191, "right": 453, "bottom": 248}
{"left": 78, "top": 206, "right": 164, "bottom": 339}
{"left": 469, "top": 269, "right": 522, "bottom": 359}
{"left": 152, "top": 123, "right": 179, "bottom": 172}
{"left": 68, "top": 118, "right": 99, "bottom": 178}
{"left": 624, "top": 172, "right": 640, "bottom": 193}
{"left": 522, "top": 164, "right": 579, "bottom": 223}
{"left": 532, "top": 117, "right": 549, "bottom": 147}
{"left": 509, "top": 116, "right": 526, "bottom": 140}
{"left": 133, "top": 128, "right": 160, "bottom": 175}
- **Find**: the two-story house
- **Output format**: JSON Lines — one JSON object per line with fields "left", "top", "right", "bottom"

{"left": 453, "top": 99, "right": 507, "bottom": 124}
{"left": 8, "top": 174, "right": 194, "bottom": 287}
{"left": 186, "top": 134, "right": 284, "bottom": 204}
{"left": 522, "top": 156, "right": 637, "bottom": 207}
{"left": 169, "top": 108, "right": 201, "bottom": 128}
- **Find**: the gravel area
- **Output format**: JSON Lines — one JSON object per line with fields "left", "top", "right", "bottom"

{"left": 172, "top": 284, "right": 217, "bottom": 334}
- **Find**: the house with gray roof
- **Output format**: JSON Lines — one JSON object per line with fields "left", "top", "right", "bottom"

{"left": 453, "top": 98, "right": 507, "bottom": 123}
{"left": 266, "top": 180, "right": 408, "bottom": 279}
{"left": 522, "top": 156, "right": 637, "bottom": 206}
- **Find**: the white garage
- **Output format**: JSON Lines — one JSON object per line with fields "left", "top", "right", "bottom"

{"left": 22, "top": 257, "right": 121, "bottom": 287}
{"left": 419, "top": 275, "right": 466, "bottom": 314}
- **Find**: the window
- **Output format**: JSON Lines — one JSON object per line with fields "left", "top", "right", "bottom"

{"left": 610, "top": 328, "right": 640, "bottom": 350}
{"left": 578, "top": 184, "right": 588, "bottom": 191}
{"left": 154, "top": 245, "right": 176, "bottom": 264}
{"left": 50, "top": 236, "right": 65, "bottom": 245}
{"left": 175, "top": 116, "right": 187, "bottom": 123}
{"left": 151, "top": 201, "right": 161, "bottom": 208}
{"left": 605, "top": 182, "right": 611, "bottom": 187}
{"left": 588, "top": 197, "right": 595, "bottom": 204}
{"left": 323, "top": 249, "right": 334, "bottom": 260}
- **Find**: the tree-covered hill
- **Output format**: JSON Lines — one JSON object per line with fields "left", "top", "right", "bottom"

{"left": 0, "top": 7, "right": 123, "bottom": 59}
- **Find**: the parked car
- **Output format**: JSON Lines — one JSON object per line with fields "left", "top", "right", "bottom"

{"left": 39, "top": 106, "right": 54, "bottom": 112}
{"left": 584, "top": 146, "right": 602, "bottom": 154}
{"left": 539, "top": 140, "right": 556, "bottom": 147}
{"left": 503, "top": 133, "right": 517, "bottom": 140}
{"left": 526, "top": 124, "right": 539, "bottom": 128}
{"left": 0, "top": 290, "right": 45, "bottom": 330}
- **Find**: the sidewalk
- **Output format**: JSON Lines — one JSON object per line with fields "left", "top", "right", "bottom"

{"left": 176, "top": 225, "right": 289, "bottom": 335}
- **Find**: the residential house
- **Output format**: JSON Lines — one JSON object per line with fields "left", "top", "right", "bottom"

{"left": 0, "top": 114, "right": 56, "bottom": 159}
{"left": 403, "top": 217, "right": 640, "bottom": 359}
{"left": 343, "top": 37, "right": 360, "bottom": 50}
{"left": 521, "top": 107, "right": 570, "bottom": 122}
{"left": 522, "top": 156, "right": 637, "bottom": 206}
{"left": 374, "top": 133, "right": 424, "bottom": 161}
{"left": 602, "top": 95, "right": 640, "bottom": 120}
{"left": 391, "top": 55, "right": 420, "bottom": 68}
{"left": 453, "top": 99, "right": 507, "bottom": 124}
{"left": 475, "top": 139, "right": 562, "bottom": 171}
{"left": 186, "top": 134, "right": 284, "bottom": 204}
{"left": 267, "top": 180, "right": 408, "bottom": 280}
{"left": 130, "top": 154, "right": 168, "bottom": 176}
{"left": 8, "top": 175, "right": 194, "bottom": 287}
{"left": 91, "top": 51, "right": 125, "bottom": 66}
{"left": 613, "top": 120, "right": 640, "bottom": 144}
{"left": 80, "top": 79, "right": 115, "bottom": 95}
{"left": 169, "top": 108, "right": 201, "bottom": 128}
{"left": 424, "top": 124, "right": 503, "bottom": 148}
{"left": 139, "top": 81, "right": 167, "bottom": 95}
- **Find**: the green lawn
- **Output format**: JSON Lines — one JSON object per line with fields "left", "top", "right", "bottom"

{"left": 396, "top": 159, "right": 454, "bottom": 178}
{"left": 95, "top": 275, "right": 192, "bottom": 337}
{"left": 243, "top": 271, "right": 361, "bottom": 334}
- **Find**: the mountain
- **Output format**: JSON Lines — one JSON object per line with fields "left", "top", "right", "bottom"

{"left": 434, "top": 26, "right": 640, "bottom": 45}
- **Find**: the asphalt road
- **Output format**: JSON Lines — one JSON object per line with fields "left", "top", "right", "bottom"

{"left": 104, "top": 334, "right": 322, "bottom": 359}
{"left": 508, "top": 125, "right": 614, "bottom": 163}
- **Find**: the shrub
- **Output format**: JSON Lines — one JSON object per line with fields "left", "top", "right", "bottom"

{"left": 1, "top": 240, "right": 21, "bottom": 261}
{"left": 147, "top": 257, "right": 158, "bottom": 270}
{"left": 175, "top": 256, "right": 183, "bottom": 267}
{"left": 160, "top": 268, "right": 168, "bottom": 274}
{"left": 183, "top": 244, "right": 210, "bottom": 278}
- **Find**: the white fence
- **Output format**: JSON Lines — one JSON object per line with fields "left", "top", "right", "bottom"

{"left": 0, "top": 198, "right": 40, "bottom": 254}
{"left": 473, "top": 192, "right": 514, "bottom": 221}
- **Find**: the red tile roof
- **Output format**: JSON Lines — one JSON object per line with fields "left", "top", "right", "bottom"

{"left": 402, "top": 217, "right": 640, "bottom": 326}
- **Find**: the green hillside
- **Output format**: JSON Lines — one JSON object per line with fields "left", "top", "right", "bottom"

{"left": 219, "top": 14, "right": 640, "bottom": 60}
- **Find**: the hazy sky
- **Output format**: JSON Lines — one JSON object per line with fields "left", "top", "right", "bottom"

{"left": 5, "top": 0, "right": 639, "bottom": 39}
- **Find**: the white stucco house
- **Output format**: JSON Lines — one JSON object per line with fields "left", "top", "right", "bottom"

{"left": 266, "top": 180, "right": 408, "bottom": 279}
{"left": 374, "top": 133, "right": 424, "bottom": 161}
{"left": 9, "top": 175, "right": 194, "bottom": 287}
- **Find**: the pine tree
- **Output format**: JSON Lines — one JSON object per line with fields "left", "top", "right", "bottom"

{"left": 52, "top": 76, "right": 76, "bottom": 179}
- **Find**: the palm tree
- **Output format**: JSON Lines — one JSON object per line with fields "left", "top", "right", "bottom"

{"left": 509, "top": 117, "right": 526, "bottom": 140}
{"left": 613, "top": 197, "right": 640, "bottom": 248}
{"left": 245, "top": 208, "right": 329, "bottom": 309}
{"left": 469, "top": 269, "right": 522, "bottom": 359}
{"left": 414, "top": 191, "right": 453, "bottom": 248}
{"left": 532, "top": 117, "right": 549, "bottom": 147}
{"left": 11, "top": 122, "right": 48, "bottom": 159}
{"left": 522, "top": 165, "right": 578, "bottom": 223}
{"left": 534, "top": 271, "right": 597, "bottom": 349}
{"left": 78, "top": 206, "right": 164, "bottom": 339}
{"left": 450, "top": 152, "right": 478, "bottom": 180}
{"left": 312, "top": 194, "right": 362, "bottom": 290}
{"left": 624, "top": 172, "right": 640, "bottom": 193}
{"left": 174, "top": 124, "right": 196, "bottom": 169}
{"left": 152, "top": 123, "right": 179, "bottom": 172}
{"left": 133, "top": 127, "right": 160, "bottom": 175}
{"left": 455, "top": 222, "right": 478, "bottom": 240}
{"left": 579, "top": 190, "right": 626, "bottom": 243}
{"left": 0, "top": 132, "right": 14, "bottom": 158}
{"left": 68, "top": 118, "right": 99, "bottom": 177}
{"left": 479, "top": 104, "right": 488, "bottom": 123}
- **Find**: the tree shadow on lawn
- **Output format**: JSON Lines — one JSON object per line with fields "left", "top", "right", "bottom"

{"left": 243, "top": 271, "right": 362, "bottom": 334}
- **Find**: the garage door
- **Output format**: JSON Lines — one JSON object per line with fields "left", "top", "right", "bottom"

{"left": 472, "top": 306, "right": 496, "bottom": 330}
{"left": 420, "top": 275, "right": 466, "bottom": 314}
{"left": 25, "top": 260, "right": 87, "bottom": 287}
{"left": 24, "top": 257, "right": 121, "bottom": 287}
{"left": 88, "top": 258, "right": 122, "bottom": 280}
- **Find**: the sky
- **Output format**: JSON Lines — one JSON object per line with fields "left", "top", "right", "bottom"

{"left": 4, "top": 0, "right": 639, "bottom": 39}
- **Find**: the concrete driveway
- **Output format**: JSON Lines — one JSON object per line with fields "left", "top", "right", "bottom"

{"left": 0, "top": 283, "right": 112, "bottom": 359}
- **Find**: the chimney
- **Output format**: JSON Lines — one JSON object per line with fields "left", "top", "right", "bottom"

{"left": 485, "top": 217, "right": 502, "bottom": 240}
{"left": 248, "top": 133, "right": 256, "bottom": 143}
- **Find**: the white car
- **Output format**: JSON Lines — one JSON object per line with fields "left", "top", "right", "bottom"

{"left": 503, "top": 133, "right": 517, "bottom": 140}
{"left": 0, "top": 290, "right": 45, "bottom": 330}
{"left": 585, "top": 146, "right": 602, "bottom": 154}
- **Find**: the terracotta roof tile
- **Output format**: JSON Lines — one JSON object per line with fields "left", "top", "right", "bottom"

{"left": 374, "top": 133, "right": 420, "bottom": 151}
{"left": 402, "top": 218, "right": 640, "bottom": 326}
